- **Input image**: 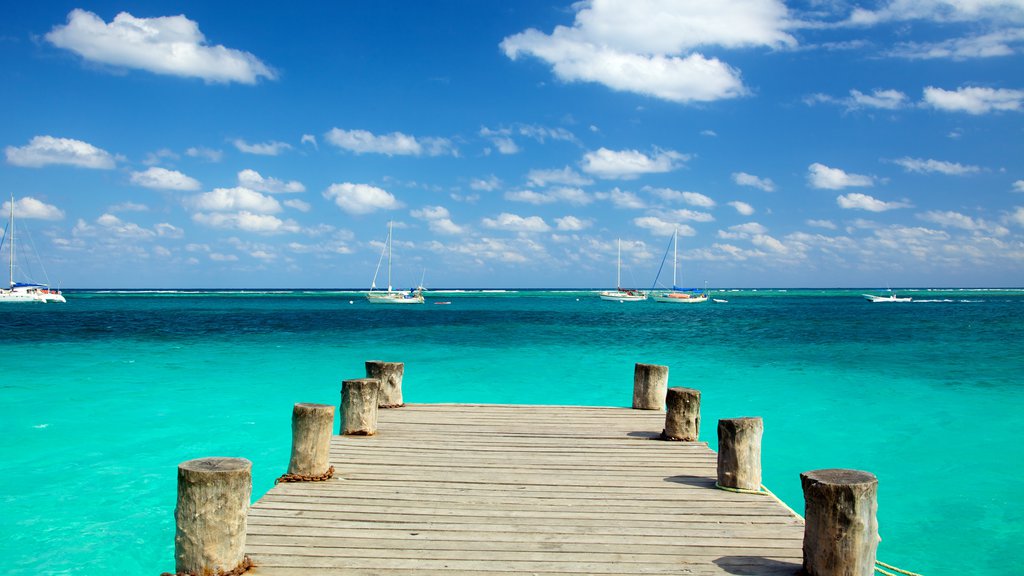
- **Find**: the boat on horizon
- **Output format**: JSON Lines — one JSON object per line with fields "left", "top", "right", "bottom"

{"left": 0, "top": 195, "right": 65, "bottom": 304}
{"left": 649, "top": 228, "right": 707, "bottom": 304}
{"left": 863, "top": 289, "right": 911, "bottom": 303}
{"left": 599, "top": 239, "right": 647, "bottom": 302}
{"left": 367, "top": 221, "right": 424, "bottom": 305}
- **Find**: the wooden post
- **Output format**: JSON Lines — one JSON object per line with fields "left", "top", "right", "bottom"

{"left": 632, "top": 363, "right": 668, "bottom": 410}
{"left": 341, "top": 377, "right": 380, "bottom": 435}
{"left": 287, "top": 403, "right": 335, "bottom": 477}
{"left": 801, "top": 469, "right": 879, "bottom": 576}
{"left": 365, "top": 360, "right": 405, "bottom": 408}
{"left": 662, "top": 387, "right": 700, "bottom": 441}
{"left": 173, "top": 457, "right": 252, "bottom": 575}
{"left": 716, "top": 417, "right": 763, "bottom": 491}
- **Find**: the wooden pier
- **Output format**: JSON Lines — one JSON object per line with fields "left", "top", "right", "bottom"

{"left": 244, "top": 404, "right": 805, "bottom": 575}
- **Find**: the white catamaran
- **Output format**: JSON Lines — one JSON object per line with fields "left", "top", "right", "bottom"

{"left": 650, "top": 228, "right": 707, "bottom": 304}
{"left": 367, "top": 221, "right": 424, "bottom": 305}
{"left": 599, "top": 239, "right": 647, "bottom": 302}
{"left": 0, "top": 195, "right": 65, "bottom": 304}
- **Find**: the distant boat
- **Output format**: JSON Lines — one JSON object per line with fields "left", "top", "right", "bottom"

{"left": 366, "top": 221, "right": 424, "bottom": 305}
{"left": 649, "top": 229, "right": 707, "bottom": 304}
{"left": 0, "top": 195, "right": 65, "bottom": 304}
{"left": 599, "top": 239, "right": 647, "bottom": 301}
{"left": 863, "top": 290, "right": 911, "bottom": 303}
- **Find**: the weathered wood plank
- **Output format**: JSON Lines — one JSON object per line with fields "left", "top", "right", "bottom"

{"left": 246, "top": 404, "right": 804, "bottom": 575}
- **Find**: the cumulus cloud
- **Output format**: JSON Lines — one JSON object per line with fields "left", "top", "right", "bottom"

{"left": 324, "top": 183, "right": 402, "bottom": 214}
{"left": 95, "top": 213, "right": 156, "bottom": 239}
{"left": 646, "top": 187, "right": 716, "bottom": 207}
{"left": 596, "top": 188, "right": 646, "bottom": 209}
{"left": 45, "top": 9, "right": 275, "bottom": 84}
{"left": 233, "top": 139, "right": 292, "bottom": 156}
{"left": 188, "top": 187, "right": 281, "bottom": 214}
{"left": 2, "top": 197, "right": 64, "bottom": 220}
{"left": 500, "top": 0, "right": 795, "bottom": 103}
{"left": 807, "top": 219, "right": 838, "bottom": 230}
{"left": 325, "top": 128, "right": 455, "bottom": 156}
{"left": 411, "top": 205, "right": 465, "bottom": 235}
{"left": 1013, "top": 180, "right": 1024, "bottom": 192}
{"left": 186, "top": 146, "right": 223, "bottom": 162}
{"left": 300, "top": 134, "right": 318, "bottom": 149}
{"left": 482, "top": 212, "right": 551, "bottom": 233}
{"left": 922, "top": 86, "right": 1024, "bottom": 114}
{"left": 130, "top": 167, "right": 201, "bottom": 190}
{"left": 470, "top": 175, "right": 502, "bottom": 191}
{"left": 847, "top": 1, "right": 1024, "bottom": 26}
{"left": 729, "top": 201, "right": 755, "bottom": 215}
{"left": 506, "top": 187, "right": 592, "bottom": 206}
{"left": 526, "top": 166, "right": 593, "bottom": 187}
{"left": 887, "top": 29, "right": 1024, "bottom": 60}
{"left": 581, "top": 148, "right": 689, "bottom": 179}
{"left": 6, "top": 135, "right": 115, "bottom": 169}
{"left": 555, "top": 215, "right": 591, "bottom": 231}
{"left": 284, "top": 199, "right": 310, "bottom": 212}
{"left": 634, "top": 216, "right": 696, "bottom": 237}
{"left": 192, "top": 211, "right": 299, "bottom": 234}
{"left": 837, "top": 193, "right": 911, "bottom": 212}
{"left": 1010, "top": 206, "right": 1024, "bottom": 227}
{"left": 808, "top": 163, "right": 875, "bottom": 189}
{"left": 805, "top": 89, "right": 909, "bottom": 111}
{"left": 670, "top": 209, "right": 714, "bottom": 222}
{"left": 237, "top": 169, "right": 305, "bottom": 193}
{"left": 732, "top": 172, "right": 776, "bottom": 191}
{"left": 891, "top": 157, "right": 981, "bottom": 175}
{"left": 918, "top": 210, "right": 1009, "bottom": 235}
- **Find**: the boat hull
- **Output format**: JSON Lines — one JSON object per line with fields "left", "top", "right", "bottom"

{"left": 862, "top": 294, "right": 911, "bottom": 303}
{"left": 599, "top": 291, "right": 646, "bottom": 302}
{"left": 651, "top": 292, "right": 708, "bottom": 303}
{"left": 367, "top": 292, "right": 425, "bottom": 304}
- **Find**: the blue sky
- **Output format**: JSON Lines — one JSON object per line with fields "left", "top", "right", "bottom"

{"left": 2, "top": 1, "right": 1023, "bottom": 289}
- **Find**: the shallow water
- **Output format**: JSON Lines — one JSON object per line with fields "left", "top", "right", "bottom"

{"left": 1, "top": 288, "right": 1021, "bottom": 574}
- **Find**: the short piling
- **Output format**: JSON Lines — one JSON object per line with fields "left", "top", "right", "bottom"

{"left": 341, "top": 377, "right": 381, "bottom": 435}
{"left": 173, "top": 457, "right": 252, "bottom": 575}
{"left": 662, "top": 387, "right": 700, "bottom": 441}
{"left": 632, "top": 363, "right": 668, "bottom": 410}
{"left": 801, "top": 468, "right": 879, "bottom": 576}
{"left": 716, "top": 417, "right": 763, "bottom": 491}
{"left": 365, "top": 360, "right": 405, "bottom": 408}
{"left": 284, "top": 403, "right": 335, "bottom": 480}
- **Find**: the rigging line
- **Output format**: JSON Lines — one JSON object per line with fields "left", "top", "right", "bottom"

{"left": 650, "top": 232, "right": 673, "bottom": 291}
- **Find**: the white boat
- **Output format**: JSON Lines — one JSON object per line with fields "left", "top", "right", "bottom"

{"left": 863, "top": 291, "right": 911, "bottom": 303}
{"left": 0, "top": 195, "right": 65, "bottom": 304}
{"left": 367, "top": 221, "right": 424, "bottom": 305}
{"left": 649, "top": 229, "right": 707, "bottom": 304}
{"left": 599, "top": 239, "right": 647, "bottom": 301}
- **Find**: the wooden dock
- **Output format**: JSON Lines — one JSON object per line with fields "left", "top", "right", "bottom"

{"left": 245, "top": 404, "right": 805, "bottom": 575}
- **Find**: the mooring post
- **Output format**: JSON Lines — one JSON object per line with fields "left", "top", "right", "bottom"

{"left": 341, "top": 377, "right": 381, "bottom": 435}
{"left": 801, "top": 469, "right": 879, "bottom": 576}
{"left": 173, "top": 457, "right": 252, "bottom": 575}
{"left": 365, "top": 360, "right": 405, "bottom": 408}
{"left": 716, "top": 417, "right": 763, "bottom": 491}
{"left": 287, "top": 403, "right": 335, "bottom": 477}
{"left": 632, "top": 363, "right": 669, "bottom": 410}
{"left": 662, "top": 387, "right": 700, "bottom": 441}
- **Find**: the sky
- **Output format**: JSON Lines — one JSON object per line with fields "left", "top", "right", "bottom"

{"left": 2, "top": 1, "right": 1023, "bottom": 289}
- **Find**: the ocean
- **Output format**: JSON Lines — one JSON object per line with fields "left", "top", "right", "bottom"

{"left": 1, "top": 288, "right": 1021, "bottom": 575}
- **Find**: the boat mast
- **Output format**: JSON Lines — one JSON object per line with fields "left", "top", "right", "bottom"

{"left": 387, "top": 221, "right": 393, "bottom": 292}
{"left": 616, "top": 239, "right": 621, "bottom": 290}
{"left": 8, "top": 194, "right": 13, "bottom": 289}
{"left": 672, "top": 228, "right": 678, "bottom": 289}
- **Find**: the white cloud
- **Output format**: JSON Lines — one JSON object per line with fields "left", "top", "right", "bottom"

{"left": 848, "top": 1, "right": 1024, "bottom": 25}
{"left": 670, "top": 209, "right": 714, "bottom": 222}
{"left": 192, "top": 211, "right": 299, "bottom": 234}
{"left": 646, "top": 187, "right": 716, "bottom": 207}
{"left": 109, "top": 202, "right": 149, "bottom": 213}
{"left": 729, "top": 201, "right": 755, "bottom": 215}
{"left": 301, "top": 134, "right": 318, "bottom": 149}
{"left": 918, "top": 210, "right": 1009, "bottom": 235}
{"left": 233, "top": 139, "right": 292, "bottom": 156}
{"left": 96, "top": 213, "right": 156, "bottom": 239}
{"left": 555, "top": 215, "right": 591, "bottom": 231}
{"left": 324, "top": 183, "right": 402, "bottom": 214}
{"left": 186, "top": 146, "right": 223, "bottom": 162}
{"left": 808, "top": 163, "right": 875, "bottom": 189}
{"left": 891, "top": 157, "right": 982, "bottom": 175}
{"left": 506, "top": 187, "right": 591, "bottom": 206}
{"left": 807, "top": 219, "right": 838, "bottom": 230}
{"left": 888, "top": 29, "right": 1024, "bottom": 60}
{"left": 325, "top": 128, "right": 455, "bottom": 157}
{"left": 922, "top": 86, "right": 1024, "bottom": 114}
{"left": 581, "top": 148, "right": 688, "bottom": 179}
{"left": 188, "top": 187, "right": 281, "bottom": 214}
{"left": 470, "top": 175, "right": 502, "bottom": 191}
{"left": 634, "top": 216, "right": 697, "bottom": 237}
{"left": 2, "top": 197, "right": 64, "bottom": 220}
{"left": 479, "top": 127, "right": 520, "bottom": 155}
{"left": 284, "top": 199, "right": 311, "bottom": 212}
{"left": 412, "top": 205, "right": 465, "bottom": 235}
{"left": 729, "top": 222, "right": 769, "bottom": 236}
{"left": 237, "top": 169, "right": 305, "bottom": 193}
{"left": 837, "top": 193, "right": 911, "bottom": 212}
{"left": 1013, "top": 180, "right": 1024, "bottom": 192}
{"left": 732, "top": 171, "right": 776, "bottom": 191}
{"left": 155, "top": 223, "right": 183, "bottom": 238}
{"left": 752, "top": 233, "right": 787, "bottom": 253}
{"left": 1010, "top": 206, "right": 1024, "bottom": 227}
{"left": 130, "top": 167, "right": 201, "bottom": 190}
{"left": 596, "top": 188, "right": 646, "bottom": 209}
{"left": 482, "top": 212, "right": 551, "bottom": 233}
{"left": 501, "top": 0, "right": 794, "bottom": 104}
{"left": 805, "top": 89, "right": 909, "bottom": 111}
{"left": 46, "top": 10, "right": 275, "bottom": 84}
{"left": 6, "top": 135, "right": 115, "bottom": 169}
{"left": 526, "top": 166, "right": 593, "bottom": 187}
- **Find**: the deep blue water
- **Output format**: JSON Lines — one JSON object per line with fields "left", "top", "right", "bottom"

{"left": 1, "top": 288, "right": 1021, "bottom": 575}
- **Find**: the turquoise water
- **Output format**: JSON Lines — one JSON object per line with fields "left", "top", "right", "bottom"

{"left": 1, "top": 289, "right": 1022, "bottom": 575}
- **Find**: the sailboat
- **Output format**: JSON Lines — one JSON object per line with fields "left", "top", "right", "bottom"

{"left": 0, "top": 195, "right": 65, "bottom": 304}
{"left": 862, "top": 289, "right": 911, "bottom": 303}
{"left": 650, "top": 228, "right": 707, "bottom": 304}
{"left": 366, "top": 221, "right": 424, "bottom": 305}
{"left": 599, "top": 239, "right": 647, "bottom": 301}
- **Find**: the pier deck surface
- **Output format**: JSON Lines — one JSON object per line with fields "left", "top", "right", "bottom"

{"left": 246, "top": 404, "right": 804, "bottom": 575}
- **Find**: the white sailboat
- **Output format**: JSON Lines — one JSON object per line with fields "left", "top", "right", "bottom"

{"left": 862, "top": 289, "right": 911, "bottom": 303}
{"left": 0, "top": 195, "right": 65, "bottom": 304}
{"left": 650, "top": 228, "right": 707, "bottom": 304}
{"left": 366, "top": 221, "right": 424, "bottom": 305}
{"left": 599, "top": 239, "right": 647, "bottom": 302}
